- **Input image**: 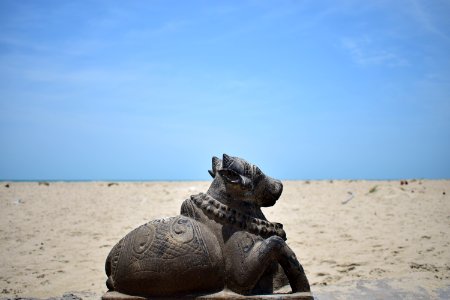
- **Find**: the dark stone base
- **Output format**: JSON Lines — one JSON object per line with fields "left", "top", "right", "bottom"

{"left": 102, "top": 290, "right": 314, "bottom": 300}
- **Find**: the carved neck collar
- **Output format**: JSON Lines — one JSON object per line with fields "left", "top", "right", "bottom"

{"left": 190, "top": 193, "right": 287, "bottom": 240}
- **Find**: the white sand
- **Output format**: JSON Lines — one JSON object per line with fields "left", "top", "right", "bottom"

{"left": 0, "top": 180, "right": 449, "bottom": 298}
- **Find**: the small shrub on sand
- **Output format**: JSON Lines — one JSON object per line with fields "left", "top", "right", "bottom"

{"left": 369, "top": 186, "right": 378, "bottom": 194}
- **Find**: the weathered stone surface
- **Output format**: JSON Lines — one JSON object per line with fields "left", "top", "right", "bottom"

{"left": 105, "top": 154, "right": 311, "bottom": 298}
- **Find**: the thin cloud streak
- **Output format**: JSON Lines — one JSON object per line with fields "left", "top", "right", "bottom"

{"left": 341, "top": 36, "right": 409, "bottom": 67}
{"left": 406, "top": 0, "right": 450, "bottom": 41}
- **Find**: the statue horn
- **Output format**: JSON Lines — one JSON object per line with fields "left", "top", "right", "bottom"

{"left": 222, "top": 154, "right": 232, "bottom": 168}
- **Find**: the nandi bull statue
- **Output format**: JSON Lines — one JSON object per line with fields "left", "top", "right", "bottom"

{"left": 104, "top": 154, "right": 311, "bottom": 299}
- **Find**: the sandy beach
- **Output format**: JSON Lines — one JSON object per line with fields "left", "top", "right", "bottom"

{"left": 1, "top": 180, "right": 449, "bottom": 299}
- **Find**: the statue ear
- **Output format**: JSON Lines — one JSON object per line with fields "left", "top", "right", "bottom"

{"left": 218, "top": 169, "right": 241, "bottom": 184}
{"left": 218, "top": 169, "right": 251, "bottom": 189}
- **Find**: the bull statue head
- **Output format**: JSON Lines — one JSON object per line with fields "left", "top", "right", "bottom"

{"left": 207, "top": 154, "right": 283, "bottom": 207}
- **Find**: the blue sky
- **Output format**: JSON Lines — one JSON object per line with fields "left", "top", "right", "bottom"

{"left": 1, "top": 0, "right": 449, "bottom": 180}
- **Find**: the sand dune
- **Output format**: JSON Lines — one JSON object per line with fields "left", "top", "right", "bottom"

{"left": 0, "top": 180, "right": 449, "bottom": 299}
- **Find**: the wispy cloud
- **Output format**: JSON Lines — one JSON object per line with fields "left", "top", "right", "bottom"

{"left": 406, "top": 0, "right": 450, "bottom": 41}
{"left": 341, "top": 36, "right": 409, "bottom": 67}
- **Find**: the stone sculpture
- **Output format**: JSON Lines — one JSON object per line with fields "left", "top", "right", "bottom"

{"left": 104, "top": 154, "right": 311, "bottom": 298}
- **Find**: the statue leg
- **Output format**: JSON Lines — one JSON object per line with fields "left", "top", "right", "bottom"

{"left": 228, "top": 235, "right": 310, "bottom": 294}
{"left": 269, "top": 237, "right": 310, "bottom": 293}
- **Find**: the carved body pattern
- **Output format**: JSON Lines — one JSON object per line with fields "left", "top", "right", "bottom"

{"left": 106, "top": 216, "right": 224, "bottom": 296}
{"left": 105, "top": 154, "right": 310, "bottom": 297}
